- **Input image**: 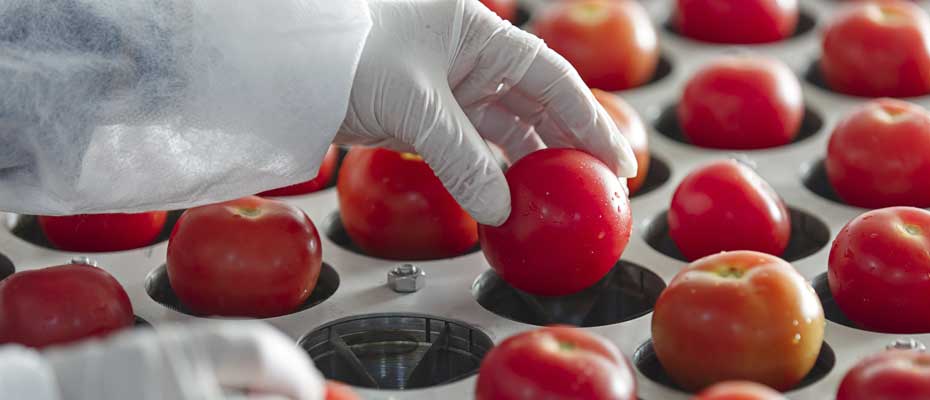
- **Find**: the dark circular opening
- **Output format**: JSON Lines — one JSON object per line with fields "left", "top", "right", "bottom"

{"left": 0, "top": 253, "right": 14, "bottom": 281}
{"left": 472, "top": 260, "right": 665, "bottom": 327}
{"left": 633, "top": 339, "right": 835, "bottom": 393}
{"left": 811, "top": 272, "right": 863, "bottom": 330}
{"left": 298, "top": 313, "right": 493, "bottom": 390}
{"left": 144, "top": 262, "right": 339, "bottom": 318}
{"left": 4, "top": 210, "right": 183, "bottom": 252}
{"left": 642, "top": 54, "right": 674, "bottom": 89}
{"left": 631, "top": 154, "right": 672, "bottom": 198}
{"left": 323, "top": 212, "right": 481, "bottom": 261}
{"left": 514, "top": 5, "right": 531, "bottom": 27}
{"left": 644, "top": 207, "right": 831, "bottom": 262}
{"left": 663, "top": 9, "right": 816, "bottom": 44}
{"left": 654, "top": 103, "right": 823, "bottom": 150}
{"left": 801, "top": 158, "right": 862, "bottom": 208}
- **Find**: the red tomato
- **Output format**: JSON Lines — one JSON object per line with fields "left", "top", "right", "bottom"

{"left": 828, "top": 207, "right": 930, "bottom": 333}
{"left": 480, "top": 0, "right": 517, "bottom": 22}
{"left": 826, "top": 99, "right": 930, "bottom": 208}
{"left": 475, "top": 326, "right": 636, "bottom": 400}
{"left": 0, "top": 264, "right": 134, "bottom": 348}
{"left": 692, "top": 381, "right": 787, "bottom": 400}
{"left": 259, "top": 146, "right": 338, "bottom": 197}
{"left": 479, "top": 148, "right": 632, "bottom": 296}
{"left": 675, "top": 0, "right": 798, "bottom": 44}
{"left": 821, "top": 2, "right": 930, "bottom": 97}
{"left": 668, "top": 160, "right": 791, "bottom": 261}
{"left": 337, "top": 147, "right": 477, "bottom": 260}
{"left": 325, "top": 381, "right": 360, "bottom": 400}
{"left": 678, "top": 56, "right": 803, "bottom": 150}
{"left": 837, "top": 349, "right": 930, "bottom": 400}
{"left": 652, "top": 251, "right": 825, "bottom": 391}
{"left": 592, "top": 89, "right": 650, "bottom": 195}
{"left": 533, "top": 0, "right": 659, "bottom": 91}
{"left": 167, "top": 196, "right": 321, "bottom": 318}
{"left": 38, "top": 212, "right": 168, "bottom": 252}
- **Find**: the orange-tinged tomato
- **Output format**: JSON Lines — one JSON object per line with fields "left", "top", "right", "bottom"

{"left": 592, "top": 89, "right": 649, "bottom": 195}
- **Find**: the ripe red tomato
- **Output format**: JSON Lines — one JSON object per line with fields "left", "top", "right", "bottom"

{"left": 325, "top": 381, "right": 359, "bottom": 400}
{"left": 678, "top": 56, "right": 803, "bottom": 150}
{"left": 675, "top": 0, "right": 798, "bottom": 44}
{"left": 479, "top": 148, "right": 632, "bottom": 296}
{"left": 38, "top": 211, "right": 168, "bottom": 252}
{"left": 533, "top": 0, "right": 659, "bottom": 91}
{"left": 826, "top": 99, "right": 930, "bottom": 208}
{"left": 692, "top": 381, "right": 787, "bottom": 400}
{"left": 259, "top": 146, "right": 338, "bottom": 197}
{"left": 592, "top": 89, "right": 650, "bottom": 195}
{"left": 837, "top": 349, "right": 930, "bottom": 400}
{"left": 0, "top": 264, "right": 134, "bottom": 348}
{"left": 821, "top": 2, "right": 930, "bottom": 97}
{"left": 337, "top": 147, "right": 477, "bottom": 260}
{"left": 480, "top": 0, "right": 516, "bottom": 22}
{"left": 828, "top": 207, "right": 930, "bottom": 333}
{"left": 652, "top": 251, "right": 825, "bottom": 391}
{"left": 476, "top": 326, "right": 636, "bottom": 400}
{"left": 668, "top": 160, "right": 791, "bottom": 261}
{"left": 167, "top": 196, "right": 321, "bottom": 318}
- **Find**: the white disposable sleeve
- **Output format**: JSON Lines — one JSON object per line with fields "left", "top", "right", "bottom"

{"left": 0, "top": 346, "right": 61, "bottom": 400}
{"left": 0, "top": 0, "right": 372, "bottom": 215}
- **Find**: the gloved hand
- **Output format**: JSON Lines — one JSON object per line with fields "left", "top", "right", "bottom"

{"left": 0, "top": 321, "right": 324, "bottom": 400}
{"left": 336, "top": 0, "right": 639, "bottom": 226}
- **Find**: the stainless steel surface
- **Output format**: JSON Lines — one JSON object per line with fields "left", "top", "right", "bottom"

{"left": 388, "top": 264, "right": 427, "bottom": 293}
{"left": 70, "top": 256, "right": 99, "bottom": 267}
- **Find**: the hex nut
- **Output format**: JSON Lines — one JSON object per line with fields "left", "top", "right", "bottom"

{"left": 388, "top": 264, "right": 426, "bottom": 293}
{"left": 887, "top": 338, "right": 927, "bottom": 351}
{"left": 70, "top": 256, "right": 99, "bottom": 267}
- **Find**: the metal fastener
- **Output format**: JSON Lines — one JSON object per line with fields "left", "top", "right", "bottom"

{"left": 887, "top": 338, "right": 927, "bottom": 351}
{"left": 388, "top": 264, "right": 426, "bottom": 293}
{"left": 70, "top": 256, "right": 99, "bottom": 267}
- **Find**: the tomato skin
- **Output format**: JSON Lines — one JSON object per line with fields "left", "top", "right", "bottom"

{"left": 837, "top": 349, "right": 930, "bottom": 400}
{"left": 675, "top": 0, "right": 798, "bottom": 44}
{"left": 592, "top": 89, "right": 650, "bottom": 195}
{"left": 38, "top": 212, "right": 168, "bottom": 252}
{"left": 668, "top": 160, "right": 790, "bottom": 261}
{"left": 324, "top": 381, "right": 359, "bottom": 400}
{"left": 167, "top": 196, "right": 321, "bottom": 318}
{"left": 826, "top": 99, "right": 930, "bottom": 209}
{"left": 479, "top": 148, "right": 632, "bottom": 296}
{"left": 259, "top": 146, "right": 338, "bottom": 197}
{"left": 652, "top": 251, "right": 825, "bottom": 392}
{"left": 821, "top": 2, "right": 930, "bottom": 98}
{"left": 678, "top": 56, "right": 803, "bottom": 150}
{"left": 0, "top": 264, "right": 134, "bottom": 348}
{"left": 480, "top": 0, "right": 517, "bottom": 22}
{"left": 475, "top": 326, "right": 636, "bottom": 400}
{"left": 533, "top": 0, "right": 659, "bottom": 91}
{"left": 337, "top": 147, "right": 477, "bottom": 260}
{"left": 692, "top": 381, "right": 787, "bottom": 400}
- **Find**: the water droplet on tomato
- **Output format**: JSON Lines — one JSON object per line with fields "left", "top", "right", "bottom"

{"left": 792, "top": 333, "right": 801, "bottom": 344}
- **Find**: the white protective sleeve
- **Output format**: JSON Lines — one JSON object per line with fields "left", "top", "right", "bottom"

{"left": 0, "top": 346, "right": 60, "bottom": 400}
{"left": 0, "top": 0, "right": 372, "bottom": 215}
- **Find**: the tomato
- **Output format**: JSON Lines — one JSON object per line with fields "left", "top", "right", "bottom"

{"left": 337, "top": 147, "right": 477, "bottom": 260}
{"left": 38, "top": 212, "right": 168, "bottom": 252}
{"left": 692, "top": 381, "right": 787, "bottom": 400}
{"left": 325, "top": 381, "right": 359, "bottom": 400}
{"left": 675, "top": 0, "right": 798, "bottom": 44}
{"left": 167, "top": 196, "right": 321, "bottom": 318}
{"left": 837, "top": 349, "right": 930, "bottom": 400}
{"left": 475, "top": 325, "right": 636, "bottom": 400}
{"left": 480, "top": 0, "right": 517, "bottom": 22}
{"left": 259, "top": 146, "right": 338, "bottom": 197}
{"left": 592, "top": 89, "right": 650, "bottom": 195}
{"left": 826, "top": 99, "right": 930, "bottom": 208}
{"left": 533, "top": 0, "right": 659, "bottom": 91}
{"left": 479, "top": 148, "right": 631, "bottom": 296}
{"left": 678, "top": 56, "right": 803, "bottom": 150}
{"left": 821, "top": 2, "right": 930, "bottom": 97}
{"left": 0, "top": 264, "right": 134, "bottom": 348}
{"left": 652, "top": 251, "right": 825, "bottom": 391}
{"left": 668, "top": 160, "right": 791, "bottom": 261}
{"left": 828, "top": 207, "right": 930, "bottom": 333}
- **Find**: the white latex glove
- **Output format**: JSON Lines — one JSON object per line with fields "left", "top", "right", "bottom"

{"left": 0, "top": 321, "right": 324, "bottom": 400}
{"left": 337, "top": 0, "right": 639, "bottom": 226}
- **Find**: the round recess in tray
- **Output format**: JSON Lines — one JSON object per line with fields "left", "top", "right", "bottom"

{"left": 662, "top": 9, "right": 817, "bottom": 43}
{"left": 472, "top": 260, "right": 665, "bottom": 327}
{"left": 631, "top": 154, "right": 672, "bottom": 198}
{"left": 811, "top": 272, "right": 870, "bottom": 331}
{"left": 298, "top": 313, "right": 493, "bottom": 390}
{"left": 322, "top": 212, "right": 481, "bottom": 260}
{"left": 801, "top": 158, "right": 864, "bottom": 208}
{"left": 3, "top": 210, "right": 183, "bottom": 252}
{"left": 0, "top": 253, "right": 14, "bottom": 281}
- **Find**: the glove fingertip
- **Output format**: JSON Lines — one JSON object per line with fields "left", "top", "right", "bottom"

{"left": 468, "top": 175, "right": 511, "bottom": 227}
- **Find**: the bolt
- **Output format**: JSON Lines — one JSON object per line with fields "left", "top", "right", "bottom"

{"left": 387, "top": 264, "right": 426, "bottom": 293}
{"left": 70, "top": 256, "right": 99, "bottom": 267}
{"left": 887, "top": 338, "right": 927, "bottom": 351}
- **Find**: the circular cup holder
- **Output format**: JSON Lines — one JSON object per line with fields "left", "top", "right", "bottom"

{"left": 801, "top": 158, "right": 859, "bottom": 207}
{"left": 472, "top": 260, "right": 665, "bottom": 327}
{"left": 323, "top": 212, "right": 481, "bottom": 261}
{"left": 4, "top": 210, "right": 183, "bottom": 252}
{"left": 631, "top": 154, "right": 672, "bottom": 198}
{"left": 644, "top": 207, "right": 831, "bottom": 263}
{"left": 811, "top": 272, "right": 862, "bottom": 330}
{"left": 633, "top": 339, "right": 835, "bottom": 393}
{"left": 639, "top": 54, "right": 674, "bottom": 89}
{"left": 0, "top": 253, "right": 14, "bottom": 281}
{"left": 654, "top": 103, "right": 823, "bottom": 150}
{"left": 144, "top": 263, "right": 339, "bottom": 317}
{"left": 298, "top": 313, "right": 493, "bottom": 390}
{"left": 663, "top": 9, "right": 816, "bottom": 43}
